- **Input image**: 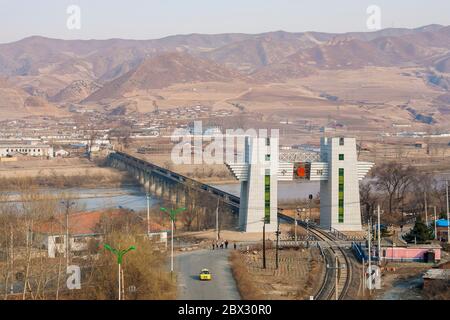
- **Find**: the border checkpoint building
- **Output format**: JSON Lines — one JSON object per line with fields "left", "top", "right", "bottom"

{"left": 226, "top": 136, "right": 373, "bottom": 233}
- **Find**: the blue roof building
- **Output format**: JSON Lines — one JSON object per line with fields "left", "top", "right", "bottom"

{"left": 436, "top": 219, "right": 449, "bottom": 228}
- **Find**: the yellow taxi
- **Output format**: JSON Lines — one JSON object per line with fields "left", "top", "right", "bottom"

{"left": 199, "top": 268, "right": 212, "bottom": 281}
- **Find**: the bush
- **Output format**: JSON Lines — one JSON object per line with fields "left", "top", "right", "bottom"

{"left": 403, "top": 216, "right": 434, "bottom": 243}
{"left": 229, "top": 251, "right": 265, "bottom": 300}
{"left": 71, "top": 232, "right": 175, "bottom": 300}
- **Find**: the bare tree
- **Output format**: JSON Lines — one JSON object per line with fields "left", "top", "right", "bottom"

{"left": 372, "top": 162, "right": 417, "bottom": 214}
{"left": 359, "top": 180, "right": 378, "bottom": 224}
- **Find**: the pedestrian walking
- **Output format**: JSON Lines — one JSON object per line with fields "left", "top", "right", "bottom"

{"left": 233, "top": 243, "right": 237, "bottom": 250}
{"left": 212, "top": 242, "right": 215, "bottom": 250}
{"left": 225, "top": 240, "right": 229, "bottom": 249}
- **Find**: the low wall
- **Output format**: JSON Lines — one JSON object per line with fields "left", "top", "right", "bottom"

{"left": 381, "top": 246, "right": 441, "bottom": 262}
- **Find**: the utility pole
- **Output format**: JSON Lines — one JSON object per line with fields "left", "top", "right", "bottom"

{"left": 377, "top": 205, "right": 381, "bottom": 266}
{"left": 424, "top": 192, "right": 428, "bottom": 226}
{"left": 215, "top": 199, "right": 220, "bottom": 241}
{"left": 171, "top": 216, "right": 174, "bottom": 274}
{"left": 434, "top": 206, "right": 437, "bottom": 240}
{"left": 262, "top": 218, "right": 266, "bottom": 269}
{"left": 308, "top": 194, "right": 313, "bottom": 219}
{"left": 294, "top": 209, "right": 298, "bottom": 242}
{"left": 275, "top": 216, "right": 280, "bottom": 269}
{"left": 308, "top": 194, "right": 313, "bottom": 241}
{"left": 362, "top": 257, "right": 365, "bottom": 297}
{"left": 66, "top": 205, "right": 69, "bottom": 268}
{"left": 335, "top": 256, "right": 339, "bottom": 301}
{"left": 61, "top": 200, "right": 75, "bottom": 268}
{"left": 367, "top": 216, "right": 372, "bottom": 294}
{"left": 146, "top": 193, "right": 151, "bottom": 236}
{"left": 446, "top": 180, "right": 449, "bottom": 244}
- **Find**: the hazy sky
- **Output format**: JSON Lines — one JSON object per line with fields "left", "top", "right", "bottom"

{"left": 1, "top": 0, "right": 449, "bottom": 43}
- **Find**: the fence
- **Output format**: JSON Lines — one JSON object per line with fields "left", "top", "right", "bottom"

{"left": 351, "top": 241, "right": 368, "bottom": 263}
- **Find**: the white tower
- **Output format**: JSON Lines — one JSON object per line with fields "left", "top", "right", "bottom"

{"left": 310, "top": 137, "right": 373, "bottom": 231}
{"left": 226, "top": 136, "right": 293, "bottom": 232}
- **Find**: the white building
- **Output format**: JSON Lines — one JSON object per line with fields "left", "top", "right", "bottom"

{"left": 310, "top": 137, "right": 373, "bottom": 231}
{"left": 227, "top": 136, "right": 373, "bottom": 233}
{"left": 39, "top": 234, "right": 94, "bottom": 258}
{"left": 0, "top": 144, "right": 54, "bottom": 158}
{"left": 226, "top": 136, "right": 293, "bottom": 232}
{"left": 54, "top": 148, "right": 70, "bottom": 157}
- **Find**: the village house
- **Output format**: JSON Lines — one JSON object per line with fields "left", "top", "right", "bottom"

{"left": 0, "top": 143, "right": 54, "bottom": 158}
{"left": 31, "top": 209, "right": 168, "bottom": 258}
{"left": 436, "top": 219, "right": 449, "bottom": 242}
{"left": 54, "top": 148, "right": 70, "bottom": 157}
{"left": 372, "top": 237, "right": 442, "bottom": 263}
{"left": 422, "top": 261, "right": 450, "bottom": 290}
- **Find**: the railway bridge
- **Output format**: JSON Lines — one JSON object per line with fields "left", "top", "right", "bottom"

{"left": 106, "top": 150, "right": 319, "bottom": 222}
{"left": 107, "top": 151, "right": 241, "bottom": 214}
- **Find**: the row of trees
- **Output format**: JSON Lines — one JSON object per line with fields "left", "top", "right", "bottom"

{"left": 360, "top": 161, "right": 449, "bottom": 226}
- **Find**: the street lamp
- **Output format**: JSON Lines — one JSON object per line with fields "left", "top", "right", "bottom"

{"left": 160, "top": 206, "right": 186, "bottom": 275}
{"left": 103, "top": 244, "right": 136, "bottom": 300}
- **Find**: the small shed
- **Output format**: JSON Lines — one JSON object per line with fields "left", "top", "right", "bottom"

{"left": 55, "top": 149, "right": 69, "bottom": 157}
{"left": 422, "top": 269, "right": 450, "bottom": 289}
{"left": 436, "top": 219, "right": 449, "bottom": 242}
{"left": 377, "top": 240, "right": 441, "bottom": 263}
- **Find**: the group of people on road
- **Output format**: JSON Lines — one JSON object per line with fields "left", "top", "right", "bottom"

{"left": 212, "top": 240, "right": 237, "bottom": 250}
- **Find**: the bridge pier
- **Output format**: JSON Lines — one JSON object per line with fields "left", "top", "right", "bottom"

{"left": 143, "top": 172, "right": 150, "bottom": 193}
{"left": 155, "top": 177, "right": 163, "bottom": 198}
{"left": 174, "top": 186, "right": 185, "bottom": 207}
{"left": 161, "top": 180, "right": 167, "bottom": 200}
{"left": 150, "top": 175, "right": 156, "bottom": 194}
{"left": 169, "top": 183, "right": 177, "bottom": 203}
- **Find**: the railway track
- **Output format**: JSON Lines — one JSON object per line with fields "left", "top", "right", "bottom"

{"left": 278, "top": 213, "right": 353, "bottom": 300}
{"left": 307, "top": 225, "right": 352, "bottom": 300}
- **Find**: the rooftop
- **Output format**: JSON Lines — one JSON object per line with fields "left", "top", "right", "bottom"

{"left": 436, "top": 219, "right": 449, "bottom": 227}
{"left": 423, "top": 269, "right": 450, "bottom": 280}
{"left": 33, "top": 209, "right": 165, "bottom": 236}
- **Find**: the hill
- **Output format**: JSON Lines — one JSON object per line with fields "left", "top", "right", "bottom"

{"left": 84, "top": 52, "right": 243, "bottom": 102}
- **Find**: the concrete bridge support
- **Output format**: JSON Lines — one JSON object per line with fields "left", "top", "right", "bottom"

{"left": 155, "top": 178, "right": 163, "bottom": 198}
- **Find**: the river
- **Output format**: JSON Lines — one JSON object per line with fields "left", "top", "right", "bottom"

{"left": 0, "top": 185, "right": 160, "bottom": 212}
{"left": 0, "top": 180, "right": 319, "bottom": 213}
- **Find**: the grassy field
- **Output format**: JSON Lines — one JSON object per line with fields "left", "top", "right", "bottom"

{"left": 229, "top": 247, "right": 324, "bottom": 300}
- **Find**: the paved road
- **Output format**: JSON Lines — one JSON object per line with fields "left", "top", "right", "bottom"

{"left": 175, "top": 249, "right": 240, "bottom": 300}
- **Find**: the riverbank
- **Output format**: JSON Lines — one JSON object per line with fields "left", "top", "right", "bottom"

{"left": 0, "top": 157, "right": 133, "bottom": 190}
